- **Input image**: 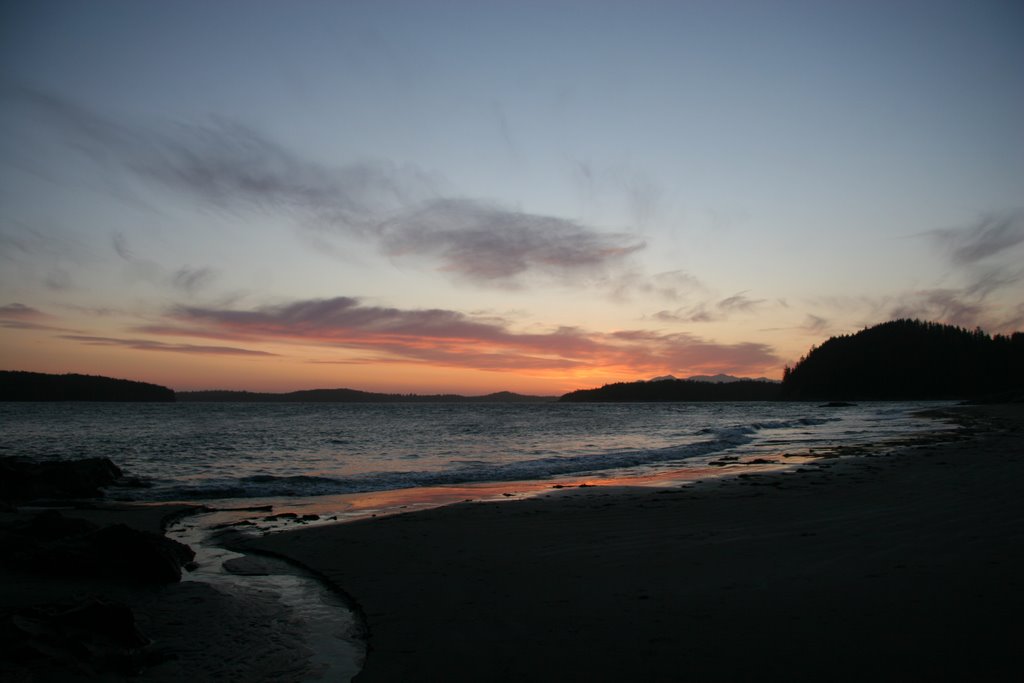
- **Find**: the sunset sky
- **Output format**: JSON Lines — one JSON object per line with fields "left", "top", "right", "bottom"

{"left": 2, "top": 1, "right": 1023, "bottom": 395}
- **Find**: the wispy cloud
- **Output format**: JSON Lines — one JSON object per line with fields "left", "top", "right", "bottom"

{"left": 108, "top": 230, "right": 219, "bottom": 296}
{"left": 6, "top": 85, "right": 643, "bottom": 287}
{"left": 5, "top": 84, "right": 421, "bottom": 225}
{"left": 718, "top": 292, "right": 764, "bottom": 313}
{"left": 887, "top": 212, "right": 1024, "bottom": 332}
{"left": 801, "top": 314, "right": 830, "bottom": 335}
{"left": 138, "top": 296, "right": 778, "bottom": 375}
{"left": 998, "top": 302, "right": 1024, "bottom": 331}
{"left": 378, "top": 199, "right": 643, "bottom": 283}
{"left": 0, "top": 220, "right": 87, "bottom": 292}
{"left": 653, "top": 291, "right": 765, "bottom": 323}
{"left": 0, "top": 320, "right": 55, "bottom": 331}
{"left": 170, "top": 266, "right": 217, "bottom": 295}
{"left": 111, "top": 232, "right": 134, "bottom": 260}
{"left": 608, "top": 269, "right": 704, "bottom": 303}
{"left": 0, "top": 302, "right": 72, "bottom": 331}
{"left": 0, "top": 303, "right": 46, "bottom": 320}
{"left": 931, "top": 210, "right": 1024, "bottom": 266}
{"left": 888, "top": 289, "right": 989, "bottom": 329}
{"left": 60, "top": 334, "right": 277, "bottom": 356}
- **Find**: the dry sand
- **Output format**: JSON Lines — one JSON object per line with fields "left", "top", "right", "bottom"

{"left": 244, "top": 405, "right": 1024, "bottom": 682}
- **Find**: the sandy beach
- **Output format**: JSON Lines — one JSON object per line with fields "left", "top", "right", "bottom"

{"left": 242, "top": 405, "right": 1024, "bottom": 682}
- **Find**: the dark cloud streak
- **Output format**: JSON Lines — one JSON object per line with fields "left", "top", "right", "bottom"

{"left": 170, "top": 266, "right": 217, "bottom": 295}
{"left": 0, "top": 303, "right": 75, "bottom": 331}
{"left": 0, "top": 303, "right": 45, "bottom": 319}
{"left": 6, "top": 85, "right": 643, "bottom": 286}
{"left": 378, "top": 199, "right": 643, "bottom": 282}
{"left": 61, "top": 334, "right": 277, "bottom": 356}
{"left": 144, "top": 296, "right": 778, "bottom": 374}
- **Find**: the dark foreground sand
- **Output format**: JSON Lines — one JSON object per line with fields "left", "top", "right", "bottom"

{"left": 0, "top": 503, "right": 315, "bottom": 682}
{"left": 245, "top": 405, "right": 1024, "bottom": 682}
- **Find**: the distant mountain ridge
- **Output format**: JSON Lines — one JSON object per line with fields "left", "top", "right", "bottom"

{"left": 651, "top": 373, "right": 779, "bottom": 384}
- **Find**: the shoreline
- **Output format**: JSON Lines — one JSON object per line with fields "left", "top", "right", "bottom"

{"left": 3, "top": 405, "right": 1020, "bottom": 681}
{"left": 242, "top": 404, "right": 1024, "bottom": 682}
{"left": 139, "top": 403, "right": 966, "bottom": 526}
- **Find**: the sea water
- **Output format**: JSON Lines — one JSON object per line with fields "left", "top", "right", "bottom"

{"left": 0, "top": 401, "right": 956, "bottom": 503}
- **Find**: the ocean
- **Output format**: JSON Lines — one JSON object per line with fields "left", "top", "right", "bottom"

{"left": 0, "top": 400, "right": 957, "bottom": 506}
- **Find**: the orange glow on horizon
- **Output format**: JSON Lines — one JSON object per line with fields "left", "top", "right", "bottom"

{"left": 0, "top": 308, "right": 788, "bottom": 396}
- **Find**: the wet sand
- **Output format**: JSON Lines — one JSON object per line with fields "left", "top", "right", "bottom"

{"left": 245, "top": 405, "right": 1024, "bottom": 682}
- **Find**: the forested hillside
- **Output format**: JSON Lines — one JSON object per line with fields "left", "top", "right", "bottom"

{"left": 780, "top": 320, "right": 1024, "bottom": 400}
{"left": 0, "top": 371, "right": 175, "bottom": 402}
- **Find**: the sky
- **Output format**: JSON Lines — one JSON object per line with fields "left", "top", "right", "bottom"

{"left": 1, "top": 0, "right": 1023, "bottom": 395}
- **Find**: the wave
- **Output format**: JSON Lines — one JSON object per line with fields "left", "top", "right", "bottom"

{"left": 114, "top": 416, "right": 837, "bottom": 501}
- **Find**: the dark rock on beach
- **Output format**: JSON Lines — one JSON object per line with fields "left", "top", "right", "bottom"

{"left": 263, "top": 512, "right": 299, "bottom": 521}
{"left": 86, "top": 524, "right": 196, "bottom": 583}
{"left": 0, "top": 456, "right": 125, "bottom": 503}
{"left": 1, "top": 511, "right": 195, "bottom": 584}
{"left": 1, "top": 597, "right": 168, "bottom": 679}
{"left": 26, "top": 509, "right": 99, "bottom": 540}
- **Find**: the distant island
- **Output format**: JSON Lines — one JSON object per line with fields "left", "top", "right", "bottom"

{"left": 0, "top": 373, "right": 555, "bottom": 403}
{"left": 4, "top": 320, "right": 1021, "bottom": 403}
{"left": 176, "top": 389, "right": 556, "bottom": 403}
{"left": 0, "top": 371, "right": 175, "bottom": 402}
{"left": 560, "top": 378, "right": 781, "bottom": 402}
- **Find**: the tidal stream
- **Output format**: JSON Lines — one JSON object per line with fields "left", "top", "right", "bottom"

{"left": 167, "top": 509, "right": 366, "bottom": 682}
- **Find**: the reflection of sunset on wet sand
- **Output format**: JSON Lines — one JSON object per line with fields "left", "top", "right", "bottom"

{"left": 246, "top": 406, "right": 1024, "bottom": 681}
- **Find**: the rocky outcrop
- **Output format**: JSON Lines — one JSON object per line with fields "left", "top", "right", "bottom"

{"left": 1, "top": 597, "right": 170, "bottom": 678}
{"left": 1, "top": 510, "right": 195, "bottom": 584}
{"left": 0, "top": 456, "right": 133, "bottom": 503}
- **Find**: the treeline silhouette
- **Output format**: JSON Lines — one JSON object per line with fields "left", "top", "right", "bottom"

{"left": 781, "top": 319, "right": 1024, "bottom": 400}
{"left": 559, "top": 379, "right": 781, "bottom": 402}
{"left": 0, "top": 371, "right": 174, "bottom": 402}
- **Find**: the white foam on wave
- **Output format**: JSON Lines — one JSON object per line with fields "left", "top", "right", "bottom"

{"left": 120, "top": 415, "right": 839, "bottom": 501}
